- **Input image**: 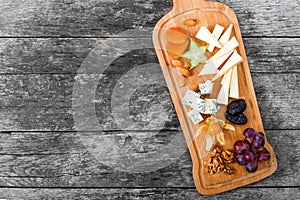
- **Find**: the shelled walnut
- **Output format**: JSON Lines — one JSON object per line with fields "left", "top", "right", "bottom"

{"left": 205, "top": 145, "right": 235, "bottom": 175}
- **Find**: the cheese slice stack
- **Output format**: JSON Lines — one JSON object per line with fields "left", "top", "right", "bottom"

{"left": 199, "top": 49, "right": 234, "bottom": 75}
{"left": 196, "top": 24, "right": 242, "bottom": 105}
{"left": 196, "top": 26, "right": 222, "bottom": 49}
{"left": 207, "top": 24, "right": 224, "bottom": 52}
{"left": 206, "top": 36, "right": 239, "bottom": 63}
{"left": 212, "top": 50, "right": 243, "bottom": 81}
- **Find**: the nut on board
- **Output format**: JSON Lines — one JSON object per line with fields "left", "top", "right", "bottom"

{"left": 205, "top": 145, "right": 236, "bottom": 175}
{"left": 184, "top": 19, "right": 197, "bottom": 26}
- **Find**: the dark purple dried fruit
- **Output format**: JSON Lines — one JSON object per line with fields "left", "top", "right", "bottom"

{"left": 227, "top": 99, "right": 246, "bottom": 115}
{"left": 225, "top": 111, "right": 248, "bottom": 125}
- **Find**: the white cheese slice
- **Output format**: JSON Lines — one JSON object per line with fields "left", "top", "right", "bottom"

{"left": 217, "top": 69, "right": 232, "bottom": 105}
{"left": 188, "top": 109, "right": 204, "bottom": 124}
{"left": 196, "top": 26, "right": 222, "bottom": 49}
{"left": 206, "top": 36, "right": 239, "bottom": 63}
{"left": 198, "top": 64, "right": 219, "bottom": 76}
{"left": 212, "top": 50, "right": 242, "bottom": 81}
{"left": 207, "top": 24, "right": 224, "bottom": 52}
{"left": 199, "top": 80, "right": 214, "bottom": 95}
{"left": 219, "top": 24, "right": 233, "bottom": 46}
{"left": 199, "top": 49, "right": 234, "bottom": 76}
{"left": 182, "top": 90, "right": 201, "bottom": 107}
{"left": 229, "top": 65, "right": 239, "bottom": 98}
{"left": 191, "top": 98, "right": 206, "bottom": 113}
{"left": 221, "top": 68, "right": 233, "bottom": 85}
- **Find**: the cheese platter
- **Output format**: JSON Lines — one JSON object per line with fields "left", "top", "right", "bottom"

{"left": 152, "top": 0, "right": 277, "bottom": 195}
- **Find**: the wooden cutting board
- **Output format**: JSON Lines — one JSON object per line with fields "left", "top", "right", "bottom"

{"left": 153, "top": 0, "right": 277, "bottom": 195}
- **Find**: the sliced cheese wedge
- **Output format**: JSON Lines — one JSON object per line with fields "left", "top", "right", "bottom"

{"left": 199, "top": 49, "right": 234, "bottom": 76}
{"left": 207, "top": 24, "right": 224, "bottom": 52}
{"left": 196, "top": 26, "right": 222, "bottom": 49}
{"left": 217, "top": 69, "right": 232, "bottom": 105}
{"left": 219, "top": 24, "right": 233, "bottom": 46}
{"left": 221, "top": 68, "right": 232, "bottom": 85}
{"left": 212, "top": 50, "right": 242, "bottom": 81}
{"left": 206, "top": 36, "right": 239, "bottom": 63}
{"left": 229, "top": 65, "right": 239, "bottom": 98}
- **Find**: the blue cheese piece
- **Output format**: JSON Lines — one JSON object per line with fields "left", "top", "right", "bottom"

{"left": 199, "top": 80, "right": 214, "bottom": 95}
{"left": 188, "top": 109, "right": 204, "bottom": 124}
{"left": 191, "top": 98, "right": 206, "bottom": 112}
{"left": 203, "top": 99, "right": 218, "bottom": 114}
{"left": 182, "top": 90, "right": 200, "bottom": 107}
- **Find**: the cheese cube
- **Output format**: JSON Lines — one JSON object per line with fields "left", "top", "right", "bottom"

{"left": 203, "top": 99, "right": 218, "bottom": 115}
{"left": 199, "top": 80, "right": 214, "bottom": 95}
{"left": 182, "top": 90, "right": 200, "bottom": 107}
{"left": 188, "top": 109, "right": 204, "bottom": 124}
{"left": 191, "top": 98, "right": 206, "bottom": 113}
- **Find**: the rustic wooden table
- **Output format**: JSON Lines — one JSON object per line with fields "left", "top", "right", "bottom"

{"left": 0, "top": 0, "right": 299, "bottom": 199}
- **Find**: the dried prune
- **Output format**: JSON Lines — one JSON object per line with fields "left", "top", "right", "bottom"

{"left": 225, "top": 111, "right": 248, "bottom": 125}
{"left": 227, "top": 99, "right": 246, "bottom": 115}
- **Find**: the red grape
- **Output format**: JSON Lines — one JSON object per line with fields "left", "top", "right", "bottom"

{"left": 236, "top": 153, "right": 246, "bottom": 165}
{"left": 259, "top": 149, "right": 271, "bottom": 161}
{"left": 256, "top": 132, "right": 265, "bottom": 138}
{"left": 243, "top": 128, "right": 256, "bottom": 144}
{"left": 234, "top": 140, "right": 250, "bottom": 154}
{"left": 252, "top": 133, "right": 265, "bottom": 149}
{"left": 234, "top": 128, "right": 270, "bottom": 172}
{"left": 246, "top": 160, "right": 258, "bottom": 173}
{"left": 244, "top": 151, "right": 257, "bottom": 163}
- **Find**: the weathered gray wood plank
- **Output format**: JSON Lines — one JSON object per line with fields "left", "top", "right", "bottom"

{"left": 0, "top": 0, "right": 298, "bottom": 197}
{"left": 0, "top": 0, "right": 299, "bottom": 37}
{"left": 0, "top": 73, "right": 298, "bottom": 131}
{"left": 0, "top": 187, "right": 298, "bottom": 200}
{"left": 0, "top": 38, "right": 299, "bottom": 74}
{"left": 0, "top": 130, "right": 297, "bottom": 187}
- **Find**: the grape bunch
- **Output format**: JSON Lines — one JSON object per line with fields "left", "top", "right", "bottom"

{"left": 234, "top": 128, "right": 271, "bottom": 173}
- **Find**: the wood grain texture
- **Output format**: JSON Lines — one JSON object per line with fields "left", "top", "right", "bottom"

{"left": 0, "top": 38, "right": 299, "bottom": 74}
{"left": 0, "top": 130, "right": 297, "bottom": 187}
{"left": 0, "top": 188, "right": 299, "bottom": 200}
{"left": 0, "top": 0, "right": 299, "bottom": 37}
{"left": 0, "top": 73, "right": 297, "bottom": 131}
{"left": 0, "top": 0, "right": 298, "bottom": 197}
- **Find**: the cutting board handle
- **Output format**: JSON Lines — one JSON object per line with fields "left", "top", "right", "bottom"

{"left": 172, "top": 0, "right": 206, "bottom": 11}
